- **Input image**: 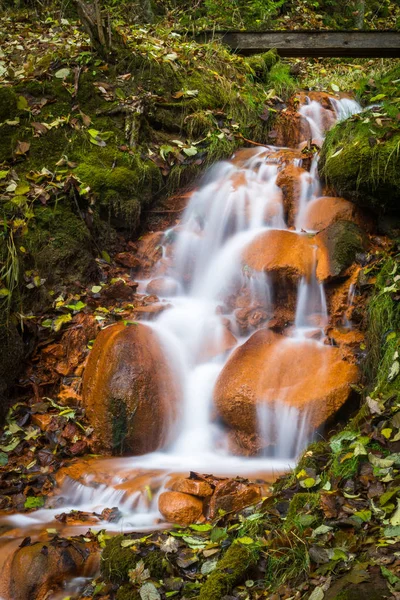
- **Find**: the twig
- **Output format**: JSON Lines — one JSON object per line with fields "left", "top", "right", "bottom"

{"left": 234, "top": 133, "right": 266, "bottom": 147}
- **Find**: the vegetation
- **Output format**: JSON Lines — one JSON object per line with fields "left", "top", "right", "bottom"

{"left": 320, "top": 63, "right": 400, "bottom": 212}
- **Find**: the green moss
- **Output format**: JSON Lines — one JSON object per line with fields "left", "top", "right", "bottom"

{"left": 0, "top": 86, "right": 18, "bottom": 122}
{"left": 116, "top": 585, "right": 140, "bottom": 600}
{"left": 198, "top": 542, "right": 256, "bottom": 600}
{"left": 320, "top": 116, "right": 400, "bottom": 213}
{"left": 101, "top": 535, "right": 165, "bottom": 584}
{"left": 267, "top": 62, "right": 297, "bottom": 100}
{"left": 285, "top": 493, "right": 321, "bottom": 530}
{"left": 246, "top": 49, "right": 278, "bottom": 82}
{"left": 321, "top": 221, "right": 366, "bottom": 278}
{"left": 75, "top": 150, "right": 162, "bottom": 229}
{"left": 296, "top": 441, "right": 330, "bottom": 472}
{"left": 199, "top": 544, "right": 253, "bottom": 593}
{"left": 23, "top": 202, "right": 97, "bottom": 287}
{"left": 364, "top": 256, "right": 400, "bottom": 399}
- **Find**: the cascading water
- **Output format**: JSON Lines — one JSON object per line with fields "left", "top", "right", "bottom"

{"left": 0, "top": 94, "right": 363, "bottom": 559}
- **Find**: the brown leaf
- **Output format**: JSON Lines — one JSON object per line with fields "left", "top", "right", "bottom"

{"left": 80, "top": 111, "right": 91, "bottom": 127}
{"left": 320, "top": 493, "right": 339, "bottom": 519}
{"left": 31, "top": 122, "right": 48, "bottom": 135}
{"left": 15, "top": 141, "right": 31, "bottom": 155}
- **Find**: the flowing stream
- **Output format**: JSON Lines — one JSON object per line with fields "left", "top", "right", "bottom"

{"left": 0, "top": 95, "right": 362, "bottom": 583}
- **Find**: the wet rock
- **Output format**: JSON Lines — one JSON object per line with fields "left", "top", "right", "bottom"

{"left": 146, "top": 277, "right": 179, "bottom": 297}
{"left": 276, "top": 164, "right": 308, "bottom": 226}
{"left": 8, "top": 539, "right": 98, "bottom": 600}
{"left": 101, "top": 279, "right": 138, "bottom": 301}
{"left": 303, "top": 196, "right": 372, "bottom": 232}
{"left": 242, "top": 229, "right": 316, "bottom": 281}
{"left": 82, "top": 322, "right": 181, "bottom": 455}
{"left": 214, "top": 328, "right": 359, "bottom": 454}
{"left": 115, "top": 252, "right": 141, "bottom": 269}
{"left": 167, "top": 476, "right": 213, "bottom": 497}
{"left": 316, "top": 221, "right": 367, "bottom": 281}
{"left": 158, "top": 491, "right": 204, "bottom": 525}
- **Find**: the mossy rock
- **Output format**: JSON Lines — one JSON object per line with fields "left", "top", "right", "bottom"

{"left": 198, "top": 541, "right": 257, "bottom": 600}
{"left": 319, "top": 220, "right": 367, "bottom": 279}
{"left": 75, "top": 149, "right": 162, "bottom": 230}
{"left": 101, "top": 535, "right": 165, "bottom": 584}
{"left": 23, "top": 203, "right": 97, "bottom": 287}
{"left": 246, "top": 49, "right": 278, "bottom": 82}
{"left": 319, "top": 116, "right": 400, "bottom": 213}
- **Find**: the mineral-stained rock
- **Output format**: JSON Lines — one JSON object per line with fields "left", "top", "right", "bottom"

{"left": 214, "top": 328, "right": 359, "bottom": 454}
{"left": 82, "top": 322, "right": 181, "bottom": 455}
{"left": 167, "top": 476, "right": 213, "bottom": 497}
{"left": 207, "top": 479, "right": 261, "bottom": 519}
{"left": 158, "top": 491, "right": 204, "bottom": 525}
{"left": 8, "top": 539, "right": 98, "bottom": 600}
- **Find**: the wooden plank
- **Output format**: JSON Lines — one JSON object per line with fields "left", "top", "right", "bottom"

{"left": 194, "top": 31, "right": 400, "bottom": 58}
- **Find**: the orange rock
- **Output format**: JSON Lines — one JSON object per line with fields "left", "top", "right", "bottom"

{"left": 146, "top": 277, "right": 179, "bottom": 297}
{"left": 82, "top": 322, "right": 181, "bottom": 455}
{"left": 276, "top": 164, "right": 309, "bottom": 226}
{"left": 8, "top": 539, "right": 99, "bottom": 600}
{"left": 207, "top": 479, "right": 261, "bottom": 519}
{"left": 197, "top": 326, "right": 237, "bottom": 361}
{"left": 158, "top": 491, "right": 204, "bottom": 525}
{"left": 242, "top": 230, "right": 316, "bottom": 281}
{"left": 303, "top": 196, "right": 371, "bottom": 232}
{"left": 214, "top": 328, "right": 359, "bottom": 454}
{"left": 115, "top": 252, "right": 141, "bottom": 269}
{"left": 31, "top": 414, "right": 53, "bottom": 431}
{"left": 167, "top": 476, "right": 213, "bottom": 497}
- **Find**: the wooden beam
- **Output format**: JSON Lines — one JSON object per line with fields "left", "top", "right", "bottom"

{"left": 194, "top": 30, "right": 400, "bottom": 58}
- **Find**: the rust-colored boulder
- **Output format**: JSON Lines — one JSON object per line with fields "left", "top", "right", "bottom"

{"left": 167, "top": 476, "right": 213, "bottom": 497}
{"left": 214, "top": 328, "right": 359, "bottom": 454}
{"left": 82, "top": 322, "right": 181, "bottom": 455}
{"left": 276, "top": 164, "right": 309, "bottom": 226}
{"left": 158, "top": 491, "right": 204, "bottom": 525}
{"left": 303, "top": 196, "right": 371, "bottom": 232}
{"left": 242, "top": 229, "right": 316, "bottom": 281}
{"left": 146, "top": 277, "right": 179, "bottom": 297}
{"left": 8, "top": 539, "right": 98, "bottom": 600}
{"left": 207, "top": 479, "right": 261, "bottom": 519}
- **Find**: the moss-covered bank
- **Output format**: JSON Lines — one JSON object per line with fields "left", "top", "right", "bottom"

{"left": 320, "top": 64, "right": 400, "bottom": 214}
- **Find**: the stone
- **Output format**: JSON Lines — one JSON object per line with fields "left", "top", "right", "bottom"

{"left": 167, "top": 476, "right": 213, "bottom": 497}
{"left": 8, "top": 539, "right": 98, "bottom": 600}
{"left": 158, "top": 491, "right": 204, "bottom": 525}
{"left": 214, "top": 328, "right": 359, "bottom": 454}
{"left": 303, "top": 196, "right": 371, "bottom": 232}
{"left": 276, "top": 164, "right": 309, "bottom": 226}
{"left": 316, "top": 220, "right": 367, "bottom": 281}
{"left": 82, "top": 322, "right": 181, "bottom": 455}
{"left": 242, "top": 229, "right": 316, "bottom": 281}
{"left": 146, "top": 277, "right": 179, "bottom": 297}
{"left": 115, "top": 252, "right": 141, "bottom": 269}
{"left": 207, "top": 479, "right": 261, "bottom": 519}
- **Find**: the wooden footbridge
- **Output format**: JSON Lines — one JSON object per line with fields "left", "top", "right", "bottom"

{"left": 195, "top": 30, "right": 400, "bottom": 58}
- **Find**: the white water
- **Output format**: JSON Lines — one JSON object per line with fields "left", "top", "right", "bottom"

{"left": 0, "top": 96, "right": 363, "bottom": 561}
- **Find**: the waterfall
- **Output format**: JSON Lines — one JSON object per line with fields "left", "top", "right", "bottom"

{"left": 0, "top": 95, "right": 363, "bottom": 540}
